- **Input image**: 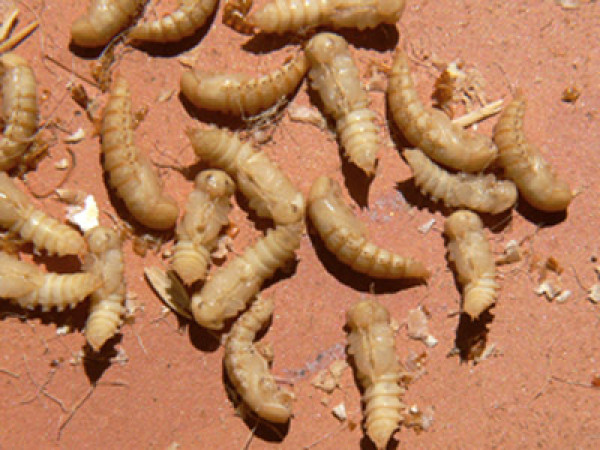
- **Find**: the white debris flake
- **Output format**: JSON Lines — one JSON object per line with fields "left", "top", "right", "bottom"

{"left": 66, "top": 194, "right": 99, "bottom": 232}
{"left": 534, "top": 281, "right": 561, "bottom": 301}
{"left": 55, "top": 325, "right": 71, "bottom": 336}
{"left": 331, "top": 403, "right": 347, "bottom": 421}
{"left": 554, "top": 290, "right": 571, "bottom": 304}
{"left": 497, "top": 239, "right": 522, "bottom": 265}
{"left": 588, "top": 284, "right": 600, "bottom": 304}
{"left": 418, "top": 218, "right": 436, "bottom": 234}
{"left": 407, "top": 307, "right": 438, "bottom": 348}
{"left": 54, "top": 158, "right": 69, "bottom": 170}
{"left": 63, "top": 127, "right": 85, "bottom": 143}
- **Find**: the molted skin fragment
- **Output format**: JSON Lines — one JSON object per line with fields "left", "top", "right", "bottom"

{"left": 308, "top": 176, "right": 429, "bottom": 279}
{"left": 305, "top": 32, "right": 380, "bottom": 175}
{"left": 347, "top": 299, "right": 405, "bottom": 450}
{"left": 224, "top": 295, "right": 293, "bottom": 423}
{"left": 444, "top": 210, "right": 498, "bottom": 319}
{"left": 493, "top": 95, "right": 573, "bottom": 212}
{"left": 388, "top": 49, "right": 498, "bottom": 173}
{"left": 101, "top": 77, "right": 179, "bottom": 230}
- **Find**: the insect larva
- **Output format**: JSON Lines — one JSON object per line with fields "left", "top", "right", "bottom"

{"left": 492, "top": 94, "right": 573, "bottom": 212}
{"left": 180, "top": 51, "right": 308, "bottom": 117}
{"left": 222, "top": 0, "right": 255, "bottom": 35}
{"left": 346, "top": 299, "right": 405, "bottom": 450}
{"left": 172, "top": 170, "right": 235, "bottom": 285}
{"left": 71, "top": 0, "right": 147, "bottom": 47}
{"left": 305, "top": 32, "right": 380, "bottom": 175}
{"left": 0, "top": 173, "right": 87, "bottom": 256}
{"left": 101, "top": 77, "right": 179, "bottom": 230}
{"left": 444, "top": 210, "right": 498, "bottom": 320}
{"left": 0, "top": 251, "right": 44, "bottom": 298}
{"left": 128, "top": 0, "right": 218, "bottom": 43}
{"left": 187, "top": 127, "right": 305, "bottom": 225}
{"left": 308, "top": 176, "right": 430, "bottom": 279}
{"left": 191, "top": 222, "right": 302, "bottom": 330}
{"left": 0, "top": 53, "right": 38, "bottom": 172}
{"left": 224, "top": 295, "right": 294, "bottom": 423}
{"left": 388, "top": 49, "right": 498, "bottom": 173}
{"left": 404, "top": 148, "right": 518, "bottom": 214}
{"left": 83, "top": 226, "right": 126, "bottom": 352}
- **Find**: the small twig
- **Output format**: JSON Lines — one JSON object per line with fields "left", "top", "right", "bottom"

{"left": 452, "top": 99, "right": 504, "bottom": 128}
{"left": 20, "top": 355, "right": 68, "bottom": 413}
{"left": 57, "top": 385, "right": 95, "bottom": 440}
{"left": 43, "top": 54, "right": 99, "bottom": 87}
{"left": 241, "top": 425, "right": 257, "bottom": 450}
{"left": 550, "top": 375, "right": 597, "bottom": 389}
{"left": 0, "top": 367, "right": 20, "bottom": 378}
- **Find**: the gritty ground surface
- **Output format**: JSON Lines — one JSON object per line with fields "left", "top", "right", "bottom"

{"left": 0, "top": 0, "right": 599, "bottom": 449}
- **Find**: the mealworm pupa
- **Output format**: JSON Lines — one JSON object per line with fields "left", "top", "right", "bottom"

{"left": 308, "top": 176, "right": 430, "bottom": 279}
{"left": 180, "top": 51, "right": 308, "bottom": 117}
{"left": 191, "top": 222, "right": 302, "bottom": 330}
{"left": 222, "top": 0, "right": 255, "bottom": 35}
{"left": 305, "top": 32, "right": 380, "bottom": 175}
{"left": 346, "top": 299, "right": 406, "bottom": 450}
{"left": 187, "top": 127, "right": 305, "bottom": 225}
{"left": 0, "top": 53, "right": 39, "bottom": 172}
{"left": 492, "top": 94, "right": 573, "bottom": 212}
{"left": 172, "top": 170, "right": 235, "bottom": 285}
{"left": 404, "top": 148, "right": 518, "bottom": 214}
{"left": 444, "top": 210, "right": 498, "bottom": 320}
{"left": 0, "top": 173, "right": 87, "bottom": 256}
{"left": 101, "top": 77, "right": 179, "bottom": 230}
{"left": 224, "top": 295, "right": 294, "bottom": 423}
{"left": 388, "top": 49, "right": 498, "bottom": 173}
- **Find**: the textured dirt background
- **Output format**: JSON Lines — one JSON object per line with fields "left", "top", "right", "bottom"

{"left": 1, "top": 0, "right": 599, "bottom": 449}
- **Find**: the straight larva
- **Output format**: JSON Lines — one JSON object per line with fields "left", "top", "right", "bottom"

{"left": 308, "top": 176, "right": 430, "bottom": 279}
{"left": 305, "top": 32, "right": 380, "bottom": 175}
{"left": 101, "top": 77, "right": 179, "bottom": 230}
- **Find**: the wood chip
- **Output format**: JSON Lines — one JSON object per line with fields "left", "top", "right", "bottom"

{"left": 144, "top": 267, "right": 192, "bottom": 320}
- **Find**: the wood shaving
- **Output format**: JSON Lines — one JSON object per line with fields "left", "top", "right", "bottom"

{"left": 310, "top": 359, "right": 348, "bottom": 393}
{"left": 144, "top": 267, "right": 192, "bottom": 320}
{"left": 497, "top": 239, "right": 522, "bottom": 265}
{"left": 554, "top": 290, "right": 571, "bottom": 304}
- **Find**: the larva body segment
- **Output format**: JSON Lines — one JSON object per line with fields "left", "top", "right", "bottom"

{"left": 444, "top": 210, "right": 498, "bottom": 320}
{"left": 493, "top": 95, "right": 573, "bottom": 212}
{"left": 388, "top": 49, "right": 498, "bottom": 173}
{"left": 346, "top": 299, "right": 405, "bottom": 450}
{"left": 0, "top": 252, "right": 44, "bottom": 298}
{"left": 172, "top": 170, "right": 235, "bottom": 285}
{"left": 0, "top": 53, "right": 39, "bottom": 172}
{"left": 191, "top": 222, "right": 302, "bottom": 330}
{"left": 305, "top": 32, "right": 380, "bottom": 175}
{"left": 224, "top": 295, "right": 293, "bottom": 423}
{"left": 404, "top": 148, "right": 518, "bottom": 214}
{"left": 308, "top": 176, "right": 429, "bottom": 279}
{"left": 101, "top": 77, "right": 179, "bottom": 230}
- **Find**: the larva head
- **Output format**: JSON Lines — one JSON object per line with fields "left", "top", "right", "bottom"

{"left": 308, "top": 176, "right": 339, "bottom": 202}
{"left": 346, "top": 299, "right": 390, "bottom": 330}
{"left": 191, "top": 293, "right": 226, "bottom": 330}
{"left": 195, "top": 170, "right": 235, "bottom": 199}
{"left": 305, "top": 33, "right": 348, "bottom": 66}
{"left": 255, "top": 377, "right": 293, "bottom": 423}
{"left": 85, "top": 226, "right": 121, "bottom": 253}
{"left": 0, "top": 53, "right": 29, "bottom": 72}
{"left": 377, "top": 0, "right": 407, "bottom": 21}
{"left": 271, "top": 193, "right": 306, "bottom": 225}
{"left": 444, "top": 210, "right": 483, "bottom": 240}
{"left": 0, "top": 173, "right": 32, "bottom": 225}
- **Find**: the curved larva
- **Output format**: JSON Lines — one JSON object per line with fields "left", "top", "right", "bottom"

{"left": 172, "top": 170, "right": 235, "bottom": 285}
{"left": 101, "top": 77, "right": 179, "bottom": 230}
{"left": 444, "top": 210, "right": 498, "bottom": 320}
{"left": 83, "top": 227, "right": 126, "bottom": 352}
{"left": 308, "top": 176, "right": 429, "bottom": 279}
{"left": 404, "top": 148, "right": 518, "bottom": 214}
{"left": 305, "top": 32, "right": 380, "bottom": 175}
{"left": 346, "top": 299, "right": 405, "bottom": 450}
{"left": 187, "top": 127, "right": 305, "bottom": 225}
{"left": 492, "top": 94, "right": 573, "bottom": 212}
{"left": 0, "top": 252, "right": 44, "bottom": 298}
{"left": 0, "top": 173, "right": 87, "bottom": 256}
{"left": 191, "top": 222, "right": 302, "bottom": 330}
{"left": 180, "top": 51, "right": 308, "bottom": 117}
{"left": 128, "top": 0, "right": 218, "bottom": 43}
{"left": 388, "top": 49, "right": 498, "bottom": 173}
{"left": 71, "top": 0, "right": 147, "bottom": 47}
{"left": 222, "top": 0, "right": 256, "bottom": 35}
{"left": 0, "top": 53, "right": 39, "bottom": 172}
{"left": 224, "top": 295, "right": 294, "bottom": 423}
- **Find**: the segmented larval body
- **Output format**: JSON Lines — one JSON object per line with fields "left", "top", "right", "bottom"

{"left": 388, "top": 49, "right": 498, "bottom": 173}
{"left": 101, "top": 77, "right": 179, "bottom": 230}
{"left": 191, "top": 222, "right": 302, "bottom": 330}
{"left": 305, "top": 32, "right": 380, "bottom": 175}
{"left": 224, "top": 295, "right": 293, "bottom": 423}
{"left": 444, "top": 210, "right": 498, "bottom": 320}
{"left": 0, "top": 53, "right": 39, "bottom": 172}
{"left": 404, "top": 148, "right": 517, "bottom": 214}
{"left": 0, "top": 252, "right": 44, "bottom": 298}
{"left": 493, "top": 94, "right": 573, "bottom": 212}
{"left": 347, "top": 299, "right": 405, "bottom": 450}
{"left": 83, "top": 227, "right": 126, "bottom": 352}
{"left": 172, "top": 170, "right": 235, "bottom": 285}
{"left": 308, "top": 176, "right": 429, "bottom": 279}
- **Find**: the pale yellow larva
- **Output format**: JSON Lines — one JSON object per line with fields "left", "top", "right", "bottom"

{"left": 388, "top": 49, "right": 498, "bottom": 173}
{"left": 444, "top": 210, "right": 498, "bottom": 320}
{"left": 224, "top": 295, "right": 294, "bottom": 423}
{"left": 0, "top": 251, "right": 44, "bottom": 298}
{"left": 101, "top": 77, "right": 179, "bottom": 230}
{"left": 304, "top": 32, "right": 380, "bottom": 175}
{"left": 346, "top": 299, "right": 406, "bottom": 450}
{"left": 0, "top": 53, "right": 39, "bottom": 172}
{"left": 187, "top": 127, "right": 305, "bottom": 225}
{"left": 191, "top": 222, "right": 302, "bottom": 330}
{"left": 308, "top": 176, "right": 430, "bottom": 279}
{"left": 172, "top": 170, "right": 235, "bottom": 285}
